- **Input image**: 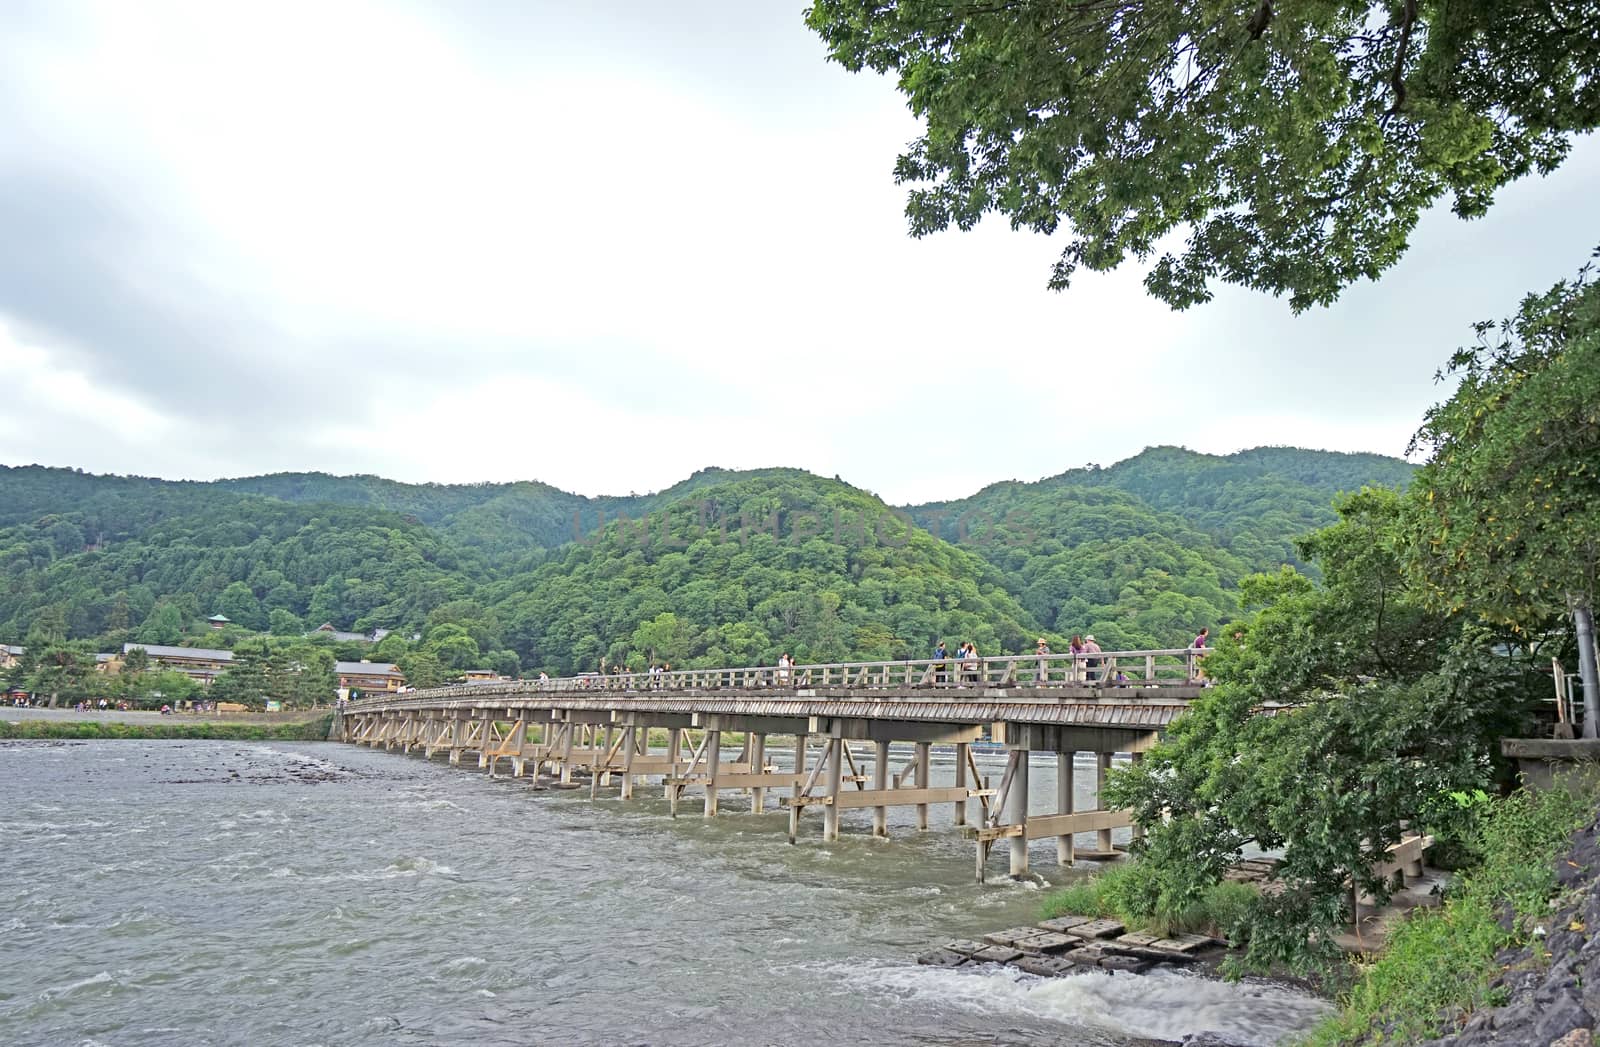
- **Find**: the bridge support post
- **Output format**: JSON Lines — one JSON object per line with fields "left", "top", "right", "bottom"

{"left": 872, "top": 739, "right": 890, "bottom": 837}
{"left": 915, "top": 742, "right": 931, "bottom": 831}
{"left": 823, "top": 737, "right": 843, "bottom": 841}
{"left": 750, "top": 733, "right": 767, "bottom": 814}
{"left": 704, "top": 729, "right": 722, "bottom": 817}
{"left": 954, "top": 742, "right": 969, "bottom": 827}
{"left": 1130, "top": 751, "right": 1145, "bottom": 842}
{"left": 448, "top": 713, "right": 465, "bottom": 765}
{"left": 1096, "top": 752, "right": 1114, "bottom": 854}
{"left": 664, "top": 728, "right": 682, "bottom": 796}
{"left": 621, "top": 725, "right": 636, "bottom": 799}
{"left": 1057, "top": 751, "right": 1076, "bottom": 865}
{"left": 1009, "top": 748, "right": 1030, "bottom": 879}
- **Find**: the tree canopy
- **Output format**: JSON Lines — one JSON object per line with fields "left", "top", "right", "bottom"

{"left": 804, "top": 1, "right": 1600, "bottom": 310}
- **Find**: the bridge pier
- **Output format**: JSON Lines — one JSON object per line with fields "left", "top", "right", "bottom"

{"left": 1096, "top": 752, "right": 1114, "bottom": 855}
{"left": 914, "top": 742, "right": 931, "bottom": 831}
{"left": 1057, "top": 751, "right": 1076, "bottom": 865}
{"left": 954, "top": 742, "right": 969, "bottom": 827}
{"left": 871, "top": 740, "right": 889, "bottom": 837}
{"left": 1008, "top": 747, "right": 1030, "bottom": 879}
{"left": 704, "top": 729, "right": 721, "bottom": 817}
{"left": 750, "top": 733, "right": 767, "bottom": 813}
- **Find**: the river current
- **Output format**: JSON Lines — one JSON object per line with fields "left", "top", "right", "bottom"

{"left": 0, "top": 740, "right": 1328, "bottom": 1046}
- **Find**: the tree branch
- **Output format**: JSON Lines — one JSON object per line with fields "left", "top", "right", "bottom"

{"left": 1384, "top": 0, "right": 1418, "bottom": 119}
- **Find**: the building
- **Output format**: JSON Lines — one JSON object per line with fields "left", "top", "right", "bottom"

{"left": 206, "top": 615, "right": 232, "bottom": 630}
{"left": 122, "top": 643, "right": 234, "bottom": 686}
{"left": 0, "top": 644, "right": 23, "bottom": 669}
{"left": 461, "top": 669, "right": 501, "bottom": 682}
{"left": 336, "top": 660, "right": 405, "bottom": 699}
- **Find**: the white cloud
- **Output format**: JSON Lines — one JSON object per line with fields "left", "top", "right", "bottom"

{"left": 2, "top": 1, "right": 1598, "bottom": 503}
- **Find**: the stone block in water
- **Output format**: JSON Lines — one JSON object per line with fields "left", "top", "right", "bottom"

{"left": 1014, "top": 955, "right": 1077, "bottom": 978}
{"left": 915, "top": 949, "right": 969, "bottom": 968}
{"left": 983, "top": 926, "right": 1042, "bottom": 947}
{"left": 943, "top": 939, "right": 985, "bottom": 956}
{"left": 972, "top": 945, "right": 1024, "bottom": 964}
{"left": 1014, "top": 932, "right": 1078, "bottom": 954}
{"left": 1099, "top": 954, "right": 1154, "bottom": 973}
{"left": 1074, "top": 918, "right": 1127, "bottom": 939}
{"left": 1037, "top": 915, "right": 1094, "bottom": 933}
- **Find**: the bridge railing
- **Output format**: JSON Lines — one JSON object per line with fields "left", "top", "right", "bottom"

{"left": 350, "top": 648, "right": 1207, "bottom": 707}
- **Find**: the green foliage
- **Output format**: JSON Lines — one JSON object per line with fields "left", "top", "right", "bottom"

{"left": 1403, "top": 261, "right": 1600, "bottom": 629}
{"left": 1105, "top": 488, "right": 1541, "bottom": 974}
{"left": 1305, "top": 785, "right": 1595, "bottom": 1045}
{"left": 805, "top": 2, "right": 1600, "bottom": 310}
{"left": 1042, "top": 863, "right": 1259, "bottom": 940}
{"left": 0, "top": 449, "right": 1415, "bottom": 678}
{"left": 907, "top": 446, "right": 1415, "bottom": 649}
{"left": 0, "top": 715, "right": 335, "bottom": 741}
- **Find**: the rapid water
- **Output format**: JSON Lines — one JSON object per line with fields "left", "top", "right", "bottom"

{"left": 0, "top": 740, "right": 1328, "bottom": 1046}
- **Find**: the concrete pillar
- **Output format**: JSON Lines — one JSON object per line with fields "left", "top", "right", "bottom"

{"left": 872, "top": 739, "right": 890, "bottom": 837}
{"left": 954, "top": 742, "right": 968, "bottom": 827}
{"left": 1057, "top": 751, "right": 1076, "bottom": 865}
{"left": 664, "top": 728, "right": 682, "bottom": 797}
{"left": 1009, "top": 749, "right": 1030, "bottom": 879}
{"left": 915, "top": 742, "right": 931, "bottom": 831}
{"left": 823, "top": 738, "right": 843, "bottom": 841}
{"left": 1130, "top": 751, "right": 1144, "bottom": 842}
{"left": 620, "top": 725, "right": 636, "bottom": 799}
{"left": 560, "top": 721, "right": 574, "bottom": 784}
{"left": 751, "top": 733, "right": 767, "bottom": 814}
{"left": 704, "top": 729, "right": 722, "bottom": 817}
{"left": 1097, "top": 752, "right": 1114, "bottom": 853}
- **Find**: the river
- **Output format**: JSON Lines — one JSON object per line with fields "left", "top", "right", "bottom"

{"left": 0, "top": 739, "right": 1328, "bottom": 1046}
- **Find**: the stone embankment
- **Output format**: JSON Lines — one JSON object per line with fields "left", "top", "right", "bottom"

{"left": 1421, "top": 813, "right": 1600, "bottom": 1047}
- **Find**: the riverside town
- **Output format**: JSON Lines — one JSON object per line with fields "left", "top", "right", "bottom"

{"left": 3, "top": 4, "right": 1599, "bottom": 1046}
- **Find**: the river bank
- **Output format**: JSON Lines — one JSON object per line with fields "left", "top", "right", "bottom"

{"left": 0, "top": 713, "right": 333, "bottom": 741}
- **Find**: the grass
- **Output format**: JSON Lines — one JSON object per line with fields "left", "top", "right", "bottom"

{"left": 0, "top": 715, "right": 335, "bottom": 742}
{"left": 1042, "top": 862, "right": 1259, "bottom": 939}
{"left": 1302, "top": 783, "right": 1596, "bottom": 1046}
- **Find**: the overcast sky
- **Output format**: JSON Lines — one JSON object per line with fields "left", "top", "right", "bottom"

{"left": 2, "top": 1, "right": 1597, "bottom": 506}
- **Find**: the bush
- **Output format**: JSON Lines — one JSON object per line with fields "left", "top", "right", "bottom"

{"left": 1042, "top": 862, "right": 1258, "bottom": 939}
{"left": 1304, "top": 783, "right": 1596, "bottom": 1045}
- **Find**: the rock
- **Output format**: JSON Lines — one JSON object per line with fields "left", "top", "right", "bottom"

{"left": 1015, "top": 932, "right": 1079, "bottom": 954}
{"left": 1533, "top": 1000, "right": 1593, "bottom": 1042}
{"left": 1548, "top": 1030, "right": 1591, "bottom": 1047}
{"left": 915, "top": 949, "right": 968, "bottom": 968}
{"left": 984, "top": 927, "right": 1040, "bottom": 947}
{"left": 1100, "top": 954, "right": 1154, "bottom": 973}
{"left": 1074, "top": 918, "right": 1127, "bottom": 939}
{"left": 972, "top": 945, "right": 1024, "bottom": 964}
{"left": 1014, "top": 955, "right": 1078, "bottom": 978}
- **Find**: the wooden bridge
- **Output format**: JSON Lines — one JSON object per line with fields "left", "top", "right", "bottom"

{"left": 338, "top": 649, "right": 1211, "bottom": 880}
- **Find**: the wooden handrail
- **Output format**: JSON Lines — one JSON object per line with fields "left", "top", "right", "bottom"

{"left": 346, "top": 648, "right": 1208, "bottom": 708}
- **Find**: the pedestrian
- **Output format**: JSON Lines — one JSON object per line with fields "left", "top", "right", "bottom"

{"left": 1035, "top": 638, "right": 1051, "bottom": 686}
{"left": 933, "top": 640, "right": 948, "bottom": 685}
{"left": 1191, "top": 627, "right": 1210, "bottom": 682}
{"left": 1069, "top": 635, "right": 1085, "bottom": 682}
{"left": 777, "top": 653, "right": 792, "bottom": 685}
{"left": 1083, "top": 635, "right": 1102, "bottom": 683}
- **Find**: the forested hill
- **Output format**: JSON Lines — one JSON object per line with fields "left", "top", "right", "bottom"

{"left": 0, "top": 447, "right": 1412, "bottom": 669}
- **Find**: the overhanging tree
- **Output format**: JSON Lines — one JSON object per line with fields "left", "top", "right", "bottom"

{"left": 804, "top": 1, "right": 1600, "bottom": 310}
{"left": 1404, "top": 258, "right": 1600, "bottom": 732}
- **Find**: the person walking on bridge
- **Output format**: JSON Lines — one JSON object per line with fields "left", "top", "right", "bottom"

{"left": 1035, "top": 638, "right": 1052, "bottom": 686}
{"left": 933, "top": 640, "right": 948, "bottom": 685}
{"left": 1083, "top": 635, "right": 1102, "bottom": 683}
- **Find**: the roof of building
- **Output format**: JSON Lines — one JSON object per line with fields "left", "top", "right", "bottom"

{"left": 336, "top": 661, "right": 402, "bottom": 676}
{"left": 206, "top": 614, "right": 231, "bottom": 623}
{"left": 2, "top": 644, "right": 23, "bottom": 656}
{"left": 311, "top": 628, "right": 368, "bottom": 643}
{"left": 122, "top": 643, "right": 234, "bottom": 662}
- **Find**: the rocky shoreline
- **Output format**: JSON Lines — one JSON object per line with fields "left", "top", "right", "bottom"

{"left": 1419, "top": 814, "right": 1600, "bottom": 1047}
{"left": 917, "top": 913, "right": 1227, "bottom": 976}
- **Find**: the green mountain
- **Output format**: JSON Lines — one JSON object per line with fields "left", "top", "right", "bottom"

{"left": 0, "top": 447, "right": 1414, "bottom": 672}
